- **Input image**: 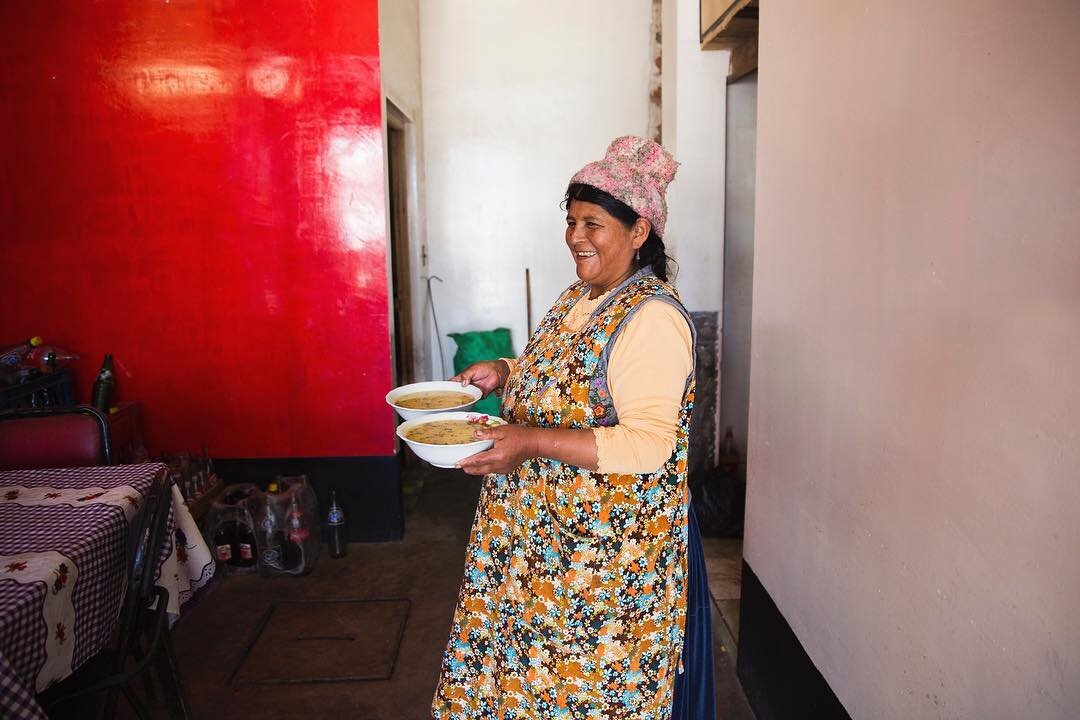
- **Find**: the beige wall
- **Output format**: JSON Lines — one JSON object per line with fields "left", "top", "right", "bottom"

{"left": 746, "top": 2, "right": 1080, "bottom": 719}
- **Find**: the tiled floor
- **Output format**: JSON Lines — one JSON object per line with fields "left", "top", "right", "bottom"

{"left": 702, "top": 537, "right": 743, "bottom": 643}
{"left": 167, "top": 467, "right": 755, "bottom": 719}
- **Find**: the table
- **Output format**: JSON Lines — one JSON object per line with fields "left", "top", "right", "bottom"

{"left": 0, "top": 464, "right": 215, "bottom": 720}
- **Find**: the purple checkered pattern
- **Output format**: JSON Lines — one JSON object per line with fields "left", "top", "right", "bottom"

{"left": 0, "top": 464, "right": 167, "bottom": 720}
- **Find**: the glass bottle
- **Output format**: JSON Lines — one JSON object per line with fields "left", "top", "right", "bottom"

{"left": 234, "top": 506, "right": 257, "bottom": 569}
{"left": 213, "top": 514, "right": 235, "bottom": 564}
{"left": 91, "top": 354, "right": 115, "bottom": 412}
{"left": 326, "top": 490, "right": 346, "bottom": 559}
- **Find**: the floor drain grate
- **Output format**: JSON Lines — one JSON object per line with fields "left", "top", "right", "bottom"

{"left": 228, "top": 598, "right": 411, "bottom": 685}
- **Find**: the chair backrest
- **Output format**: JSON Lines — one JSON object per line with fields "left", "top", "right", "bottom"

{"left": 40, "top": 467, "right": 176, "bottom": 718}
{"left": 113, "top": 467, "right": 172, "bottom": 669}
{"left": 0, "top": 405, "right": 112, "bottom": 470}
{"left": 132, "top": 469, "right": 172, "bottom": 604}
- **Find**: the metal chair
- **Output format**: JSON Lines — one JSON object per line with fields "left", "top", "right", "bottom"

{"left": 40, "top": 468, "right": 191, "bottom": 719}
{"left": 0, "top": 405, "right": 112, "bottom": 469}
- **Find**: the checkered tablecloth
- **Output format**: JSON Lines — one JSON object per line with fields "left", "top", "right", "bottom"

{"left": 0, "top": 464, "right": 215, "bottom": 720}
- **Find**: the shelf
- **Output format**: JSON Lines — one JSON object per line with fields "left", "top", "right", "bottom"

{"left": 700, "top": 0, "right": 758, "bottom": 50}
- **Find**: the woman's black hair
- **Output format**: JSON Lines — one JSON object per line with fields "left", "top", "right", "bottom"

{"left": 562, "top": 183, "right": 675, "bottom": 283}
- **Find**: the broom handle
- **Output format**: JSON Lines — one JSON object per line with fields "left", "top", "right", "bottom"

{"left": 525, "top": 268, "right": 533, "bottom": 336}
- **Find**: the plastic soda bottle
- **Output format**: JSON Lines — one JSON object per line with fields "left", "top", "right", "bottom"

{"left": 0, "top": 336, "right": 43, "bottom": 370}
{"left": 259, "top": 482, "right": 285, "bottom": 575}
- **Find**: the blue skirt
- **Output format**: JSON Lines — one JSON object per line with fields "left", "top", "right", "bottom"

{"left": 670, "top": 504, "right": 717, "bottom": 720}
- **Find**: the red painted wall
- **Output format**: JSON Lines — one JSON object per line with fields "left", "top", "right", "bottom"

{"left": 0, "top": 0, "right": 394, "bottom": 457}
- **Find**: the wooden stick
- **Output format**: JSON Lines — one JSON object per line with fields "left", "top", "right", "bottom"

{"left": 525, "top": 268, "right": 533, "bottom": 336}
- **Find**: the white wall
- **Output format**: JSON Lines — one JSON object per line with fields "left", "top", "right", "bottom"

{"left": 661, "top": 0, "right": 728, "bottom": 314}
{"left": 379, "top": 0, "right": 421, "bottom": 117}
{"left": 379, "top": 0, "right": 431, "bottom": 380}
{"left": 419, "top": 0, "right": 652, "bottom": 371}
{"left": 719, "top": 71, "right": 756, "bottom": 461}
{"left": 747, "top": 1, "right": 1080, "bottom": 718}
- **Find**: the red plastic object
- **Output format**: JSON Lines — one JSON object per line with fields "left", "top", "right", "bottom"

{"left": 22, "top": 346, "right": 80, "bottom": 371}
{"left": 0, "top": 1, "right": 392, "bottom": 457}
{"left": 0, "top": 412, "right": 108, "bottom": 470}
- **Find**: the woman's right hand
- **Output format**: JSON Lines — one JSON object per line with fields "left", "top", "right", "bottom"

{"left": 450, "top": 360, "right": 510, "bottom": 398}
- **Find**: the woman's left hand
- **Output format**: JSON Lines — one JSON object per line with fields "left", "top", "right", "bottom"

{"left": 457, "top": 424, "right": 538, "bottom": 476}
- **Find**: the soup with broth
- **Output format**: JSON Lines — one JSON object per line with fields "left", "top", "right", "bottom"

{"left": 405, "top": 419, "right": 492, "bottom": 445}
{"left": 395, "top": 390, "right": 474, "bottom": 410}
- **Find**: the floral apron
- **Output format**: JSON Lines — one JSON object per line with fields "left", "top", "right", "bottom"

{"left": 433, "top": 269, "right": 696, "bottom": 720}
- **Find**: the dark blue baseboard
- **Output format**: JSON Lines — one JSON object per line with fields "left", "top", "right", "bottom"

{"left": 214, "top": 455, "right": 402, "bottom": 542}
{"left": 737, "top": 561, "right": 852, "bottom": 720}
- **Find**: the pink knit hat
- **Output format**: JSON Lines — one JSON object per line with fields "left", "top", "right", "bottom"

{"left": 569, "top": 135, "right": 679, "bottom": 237}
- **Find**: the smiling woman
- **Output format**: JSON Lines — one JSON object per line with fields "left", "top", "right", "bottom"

{"left": 564, "top": 181, "right": 673, "bottom": 297}
{"left": 565, "top": 189, "right": 648, "bottom": 297}
{"left": 434, "top": 136, "right": 715, "bottom": 720}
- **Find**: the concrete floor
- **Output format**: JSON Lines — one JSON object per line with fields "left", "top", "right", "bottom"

{"left": 170, "top": 465, "right": 755, "bottom": 719}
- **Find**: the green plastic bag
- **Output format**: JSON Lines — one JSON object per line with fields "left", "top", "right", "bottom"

{"left": 448, "top": 328, "right": 514, "bottom": 417}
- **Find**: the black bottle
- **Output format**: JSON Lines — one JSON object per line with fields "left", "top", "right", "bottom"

{"left": 214, "top": 520, "right": 235, "bottom": 564}
{"left": 91, "top": 354, "right": 115, "bottom": 412}
{"left": 233, "top": 511, "right": 257, "bottom": 568}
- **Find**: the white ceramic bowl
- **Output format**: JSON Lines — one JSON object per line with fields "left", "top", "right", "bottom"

{"left": 385, "top": 381, "right": 483, "bottom": 422}
{"left": 396, "top": 411, "right": 506, "bottom": 469}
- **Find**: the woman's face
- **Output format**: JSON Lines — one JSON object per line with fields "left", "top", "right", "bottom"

{"left": 565, "top": 200, "right": 648, "bottom": 297}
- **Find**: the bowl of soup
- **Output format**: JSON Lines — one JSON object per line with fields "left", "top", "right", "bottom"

{"left": 386, "top": 381, "right": 484, "bottom": 421}
{"left": 395, "top": 411, "right": 506, "bottom": 468}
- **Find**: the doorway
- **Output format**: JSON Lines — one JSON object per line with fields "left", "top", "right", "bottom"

{"left": 386, "top": 101, "right": 414, "bottom": 388}
{"left": 713, "top": 69, "right": 757, "bottom": 645}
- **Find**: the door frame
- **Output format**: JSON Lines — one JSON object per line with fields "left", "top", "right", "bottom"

{"left": 382, "top": 98, "right": 428, "bottom": 388}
